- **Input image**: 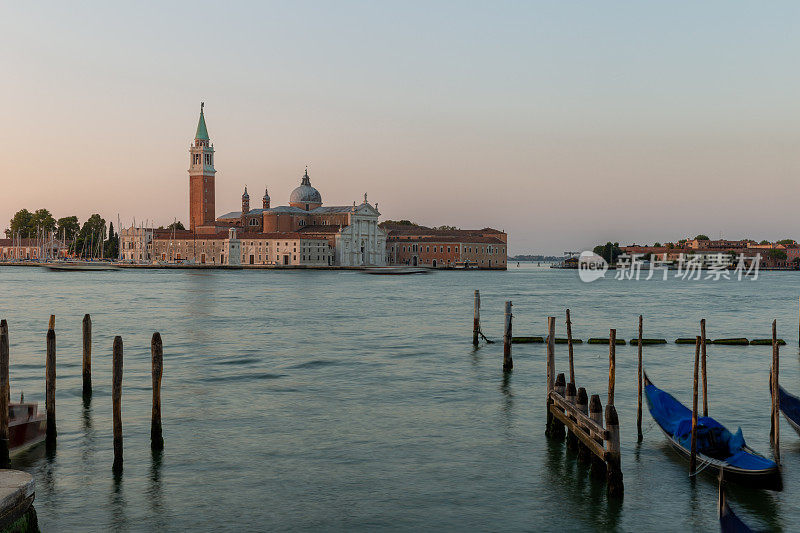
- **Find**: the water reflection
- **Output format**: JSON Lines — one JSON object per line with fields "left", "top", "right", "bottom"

{"left": 147, "top": 449, "right": 166, "bottom": 529}
{"left": 110, "top": 470, "right": 127, "bottom": 530}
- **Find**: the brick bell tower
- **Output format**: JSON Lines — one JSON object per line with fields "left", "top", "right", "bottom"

{"left": 188, "top": 102, "right": 216, "bottom": 231}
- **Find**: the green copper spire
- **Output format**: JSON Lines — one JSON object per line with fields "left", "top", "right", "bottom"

{"left": 195, "top": 102, "right": 209, "bottom": 141}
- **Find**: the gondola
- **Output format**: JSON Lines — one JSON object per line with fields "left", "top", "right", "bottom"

{"left": 718, "top": 469, "right": 754, "bottom": 533}
{"left": 777, "top": 384, "right": 800, "bottom": 437}
{"left": 644, "top": 373, "right": 781, "bottom": 490}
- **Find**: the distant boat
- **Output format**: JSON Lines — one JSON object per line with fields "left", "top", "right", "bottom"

{"left": 44, "top": 261, "right": 118, "bottom": 272}
{"left": 645, "top": 373, "right": 781, "bottom": 490}
{"left": 777, "top": 384, "right": 800, "bottom": 437}
{"left": 364, "top": 267, "right": 431, "bottom": 275}
{"left": 452, "top": 261, "right": 478, "bottom": 269}
{"left": 9, "top": 401, "right": 46, "bottom": 456}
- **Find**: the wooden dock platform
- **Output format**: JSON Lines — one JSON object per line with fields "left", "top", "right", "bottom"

{"left": 0, "top": 470, "right": 35, "bottom": 531}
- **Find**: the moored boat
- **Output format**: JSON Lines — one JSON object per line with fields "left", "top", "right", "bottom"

{"left": 719, "top": 469, "right": 754, "bottom": 533}
{"left": 44, "top": 261, "right": 118, "bottom": 272}
{"left": 9, "top": 402, "right": 46, "bottom": 456}
{"left": 777, "top": 384, "right": 800, "bottom": 437}
{"left": 645, "top": 373, "right": 781, "bottom": 490}
{"left": 363, "top": 267, "right": 431, "bottom": 275}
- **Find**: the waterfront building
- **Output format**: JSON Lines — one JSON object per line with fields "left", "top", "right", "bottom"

{"left": 0, "top": 238, "right": 68, "bottom": 261}
{"left": 384, "top": 224, "right": 508, "bottom": 269}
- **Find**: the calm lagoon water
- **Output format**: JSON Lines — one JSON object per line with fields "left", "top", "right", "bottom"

{"left": 1, "top": 264, "right": 799, "bottom": 531}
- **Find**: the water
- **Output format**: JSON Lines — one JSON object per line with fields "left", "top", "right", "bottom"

{"left": 1, "top": 264, "right": 799, "bottom": 531}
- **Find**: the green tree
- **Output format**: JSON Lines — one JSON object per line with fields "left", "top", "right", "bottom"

{"left": 759, "top": 240, "right": 770, "bottom": 245}
{"left": 72, "top": 214, "right": 107, "bottom": 258}
{"left": 767, "top": 249, "right": 787, "bottom": 261}
{"left": 777, "top": 239, "right": 795, "bottom": 245}
{"left": 166, "top": 221, "right": 185, "bottom": 231}
{"left": 6, "top": 209, "right": 34, "bottom": 238}
{"left": 654, "top": 242, "right": 661, "bottom": 247}
{"left": 31, "top": 209, "right": 56, "bottom": 234}
{"left": 592, "top": 241, "right": 622, "bottom": 264}
{"left": 695, "top": 234, "right": 710, "bottom": 241}
{"left": 56, "top": 216, "right": 80, "bottom": 242}
{"left": 104, "top": 221, "right": 119, "bottom": 259}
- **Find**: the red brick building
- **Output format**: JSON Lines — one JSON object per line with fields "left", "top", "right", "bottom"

{"left": 383, "top": 224, "right": 507, "bottom": 269}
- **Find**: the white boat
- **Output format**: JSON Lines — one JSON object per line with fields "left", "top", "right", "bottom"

{"left": 363, "top": 267, "right": 431, "bottom": 275}
{"left": 44, "top": 261, "right": 119, "bottom": 272}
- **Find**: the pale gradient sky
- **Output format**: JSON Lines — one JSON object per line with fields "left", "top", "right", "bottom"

{"left": 2, "top": 2, "right": 799, "bottom": 254}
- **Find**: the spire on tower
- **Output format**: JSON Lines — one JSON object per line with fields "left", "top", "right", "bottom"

{"left": 195, "top": 102, "right": 209, "bottom": 141}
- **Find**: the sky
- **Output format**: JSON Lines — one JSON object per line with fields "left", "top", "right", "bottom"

{"left": 2, "top": 1, "right": 799, "bottom": 255}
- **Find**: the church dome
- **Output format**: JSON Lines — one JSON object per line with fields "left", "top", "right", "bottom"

{"left": 289, "top": 169, "right": 322, "bottom": 206}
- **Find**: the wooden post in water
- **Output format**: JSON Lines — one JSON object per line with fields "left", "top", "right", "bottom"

{"left": 82, "top": 314, "right": 92, "bottom": 399}
{"left": 772, "top": 320, "right": 780, "bottom": 465}
{"left": 112, "top": 336, "right": 123, "bottom": 472}
{"left": 637, "top": 315, "right": 643, "bottom": 442}
{"left": 151, "top": 332, "right": 164, "bottom": 451}
{"left": 48, "top": 315, "right": 55, "bottom": 331}
{"left": 605, "top": 404, "right": 623, "bottom": 495}
{"left": 551, "top": 373, "right": 566, "bottom": 439}
{"left": 545, "top": 317, "right": 556, "bottom": 436}
{"left": 503, "top": 301, "right": 513, "bottom": 371}
{"left": 608, "top": 329, "right": 616, "bottom": 406}
{"left": 701, "top": 319, "right": 708, "bottom": 417}
{"left": 472, "top": 290, "right": 480, "bottom": 346}
{"left": 690, "top": 336, "right": 700, "bottom": 475}
{"left": 589, "top": 394, "right": 606, "bottom": 478}
{"left": 46, "top": 326, "right": 56, "bottom": 445}
{"left": 576, "top": 387, "right": 590, "bottom": 462}
{"left": 0, "top": 320, "right": 9, "bottom": 467}
{"left": 565, "top": 382, "right": 577, "bottom": 451}
{"left": 566, "top": 309, "right": 575, "bottom": 386}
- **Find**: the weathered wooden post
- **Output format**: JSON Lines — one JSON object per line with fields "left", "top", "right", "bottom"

{"left": 46, "top": 326, "right": 56, "bottom": 445}
{"left": 605, "top": 404, "right": 623, "bottom": 495}
{"left": 565, "top": 382, "right": 577, "bottom": 451}
{"left": 503, "top": 301, "right": 513, "bottom": 371}
{"left": 608, "top": 329, "right": 616, "bottom": 406}
{"left": 772, "top": 320, "right": 780, "bottom": 465}
{"left": 701, "top": 319, "right": 708, "bottom": 417}
{"left": 576, "top": 387, "right": 590, "bottom": 462}
{"left": 0, "top": 319, "right": 9, "bottom": 467}
{"left": 637, "top": 315, "right": 643, "bottom": 442}
{"left": 690, "top": 336, "right": 700, "bottom": 475}
{"left": 549, "top": 373, "right": 566, "bottom": 439}
{"left": 112, "top": 336, "right": 123, "bottom": 472}
{"left": 151, "top": 332, "right": 164, "bottom": 451}
{"left": 472, "top": 290, "right": 480, "bottom": 346}
{"left": 566, "top": 309, "right": 575, "bottom": 385}
{"left": 82, "top": 314, "right": 92, "bottom": 399}
{"left": 590, "top": 394, "right": 606, "bottom": 478}
{"left": 545, "top": 317, "right": 556, "bottom": 436}
{"left": 48, "top": 315, "right": 55, "bottom": 331}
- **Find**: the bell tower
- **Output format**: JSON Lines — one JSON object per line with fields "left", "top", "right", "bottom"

{"left": 188, "top": 102, "right": 216, "bottom": 231}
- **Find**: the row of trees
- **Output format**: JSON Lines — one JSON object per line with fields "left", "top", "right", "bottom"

{"left": 5, "top": 209, "right": 119, "bottom": 258}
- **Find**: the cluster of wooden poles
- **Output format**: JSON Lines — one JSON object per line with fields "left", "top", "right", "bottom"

{"left": 0, "top": 314, "right": 164, "bottom": 472}
{"left": 472, "top": 290, "right": 786, "bottom": 485}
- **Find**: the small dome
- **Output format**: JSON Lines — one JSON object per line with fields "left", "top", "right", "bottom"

{"left": 289, "top": 169, "right": 322, "bottom": 205}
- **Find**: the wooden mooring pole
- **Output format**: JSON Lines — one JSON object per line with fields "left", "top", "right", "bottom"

{"left": 545, "top": 317, "right": 556, "bottom": 436}
{"left": 701, "top": 319, "right": 708, "bottom": 417}
{"left": 0, "top": 320, "right": 9, "bottom": 467}
{"left": 771, "top": 320, "right": 780, "bottom": 465}
{"left": 472, "top": 290, "right": 480, "bottom": 346}
{"left": 549, "top": 373, "right": 566, "bottom": 438}
{"left": 566, "top": 309, "right": 575, "bottom": 386}
{"left": 503, "top": 301, "right": 513, "bottom": 371}
{"left": 565, "top": 382, "right": 577, "bottom": 451}
{"left": 637, "top": 315, "right": 643, "bottom": 442}
{"left": 608, "top": 329, "right": 616, "bottom": 406}
{"left": 589, "top": 394, "right": 606, "bottom": 478}
{"left": 576, "top": 387, "right": 590, "bottom": 462}
{"left": 82, "top": 314, "right": 92, "bottom": 399}
{"left": 46, "top": 325, "right": 56, "bottom": 445}
{"left": 151, "top": 332, "right": 164, "bottom": 451}
{"left": 604, "top": 404, "right": 623, "bottom": 496}
{"left": 690, "top": 336, "right": 700, "bottom": 475}
{"left": 112, "top": 336, "right": 123, "bottom": 472}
